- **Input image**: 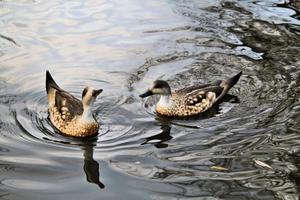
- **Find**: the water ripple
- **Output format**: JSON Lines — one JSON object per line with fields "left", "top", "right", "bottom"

{"left": 0, "top": 0, "right": 300, "bottom": 199}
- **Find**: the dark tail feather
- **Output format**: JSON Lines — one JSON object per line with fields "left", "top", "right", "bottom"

{"left": 46, "top": 70, "right": 60, "bottom": 93}
{"left": 215, "top": 71, "right": 242, "bottom": 102}
{"left": 226, "top": 71, "right": 242, "bottom": 89}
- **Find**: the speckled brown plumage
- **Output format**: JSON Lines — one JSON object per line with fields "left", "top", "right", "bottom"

{"left": 156, "top": 91, "right": 217, "bottom": 117}
{"left": 46, "top": 70, "right": 101, "bottom": 137}
{"left": 49, "top": 106, "right": 99, "bottom": 137}
{"left": 140, "top": 71, "right": 242, "bottom": 117}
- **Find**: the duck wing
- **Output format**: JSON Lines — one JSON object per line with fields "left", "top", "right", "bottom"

{"left": 176, "top": 82, "right": 221, "bottom": 94}
{"left": 46, "top": 70, "right": 83, "bottom": 121}
{"left": 55, "top": 90, "right": 83, "bottom": 120}
{"left": 183, "top": 86, "right": 223, "bottom": 106}
{"left": 179, "top": 71, "right": 243, "bottom": 105}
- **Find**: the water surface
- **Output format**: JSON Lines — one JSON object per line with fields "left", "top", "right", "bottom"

{"left": 0, "top": 0, "right": 300, "bottom": 199}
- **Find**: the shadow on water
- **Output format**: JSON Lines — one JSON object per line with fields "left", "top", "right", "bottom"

{"left": 43, "top": 135, "right": 106, "bottom": 189}
{"left": 82, "top": 141, "right": 105, "bottom": 189}
{"left": 141, "top": 123, "right": 172, "bottom": 148}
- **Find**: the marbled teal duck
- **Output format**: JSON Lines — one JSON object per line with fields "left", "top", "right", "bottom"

{"left": 46, "top": 70, "right": 102, "bottom": 137}
{"left": 139, "top": 71, "right": 242, "bottom": 117}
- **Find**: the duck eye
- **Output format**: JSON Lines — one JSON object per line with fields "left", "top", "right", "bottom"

{"left": 82, "top": 88, "right": 88, "bottom": 98}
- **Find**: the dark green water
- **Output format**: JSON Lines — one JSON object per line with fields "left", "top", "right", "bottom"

{"left": 0, "top": 0, "right": 300, "bottom": 199}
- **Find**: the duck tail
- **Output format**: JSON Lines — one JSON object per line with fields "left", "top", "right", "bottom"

{"left": 215, "top": 71, "right": 242, "bottom": 102}
{"left": 226, "top": 71, "right": 242, "bottom": 89}
{"left": 46, "top": 70, "right": 60, "bottom": 93}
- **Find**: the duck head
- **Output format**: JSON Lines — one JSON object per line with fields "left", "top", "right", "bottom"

{"left": 82, "top": 86, "right": 103, "bottom": 107}
{"left": 139, "top": 80, "right": 171, "bottom": 98}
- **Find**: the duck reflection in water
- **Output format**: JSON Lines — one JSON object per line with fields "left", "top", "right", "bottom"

{"left": 82, "top": 141, "right": 105, "bottom": 189}
{"left": 141, "top": 123, "right": 172, "bottom": 148}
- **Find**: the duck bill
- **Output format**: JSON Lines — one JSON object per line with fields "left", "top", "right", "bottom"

{"left": 92, "top": 89, "right": 103, "bottom": 97}
{"left": 139, "top": 90, "right": 153, "bottom": 98}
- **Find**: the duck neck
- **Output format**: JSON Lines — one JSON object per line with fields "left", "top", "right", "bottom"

{"left": 81, "top": 104, "right": 94, "bottom": 122}
{"left": 157, "top": 95, "right": 172, "bottom": 108}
